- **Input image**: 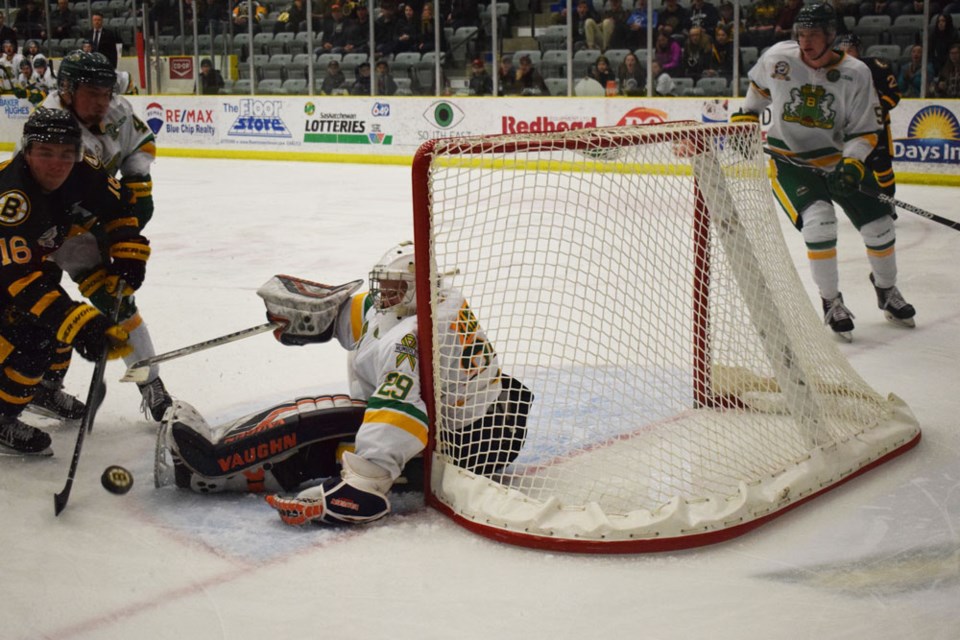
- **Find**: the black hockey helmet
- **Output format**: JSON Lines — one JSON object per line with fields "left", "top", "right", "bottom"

{"left": 794, "top": 3, "right": 838, "bottom": 36}
{"left": 21, "top": 107, "right": 83, "bottom": 154}
{"left": 57, "top": 49, "right": 117, "bottom": 94}
{"left": 834, "top": 32, "right": 861, "bottom": 52}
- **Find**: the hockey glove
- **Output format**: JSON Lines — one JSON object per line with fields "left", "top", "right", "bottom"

{"left": 728, "top": 110, "right": 760, "bottom": 159}
{"left": 107, "top": 236, "right": 151, "bottom": 293}
{"left": 257, "top": 275, "right": 363, "bottom": 346}
{"left": 265, "top": 453, "right": 391, "bottom": 525}
{"left": 828, "top": 158, "right": 865, "bottom": 197}
{"left": 59, "top": 303, "right": 132, "bottom": 361}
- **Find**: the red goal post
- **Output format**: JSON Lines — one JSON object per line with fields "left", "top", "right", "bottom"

{"left": 411, "top": 121, "right": 920, "bottom": 553}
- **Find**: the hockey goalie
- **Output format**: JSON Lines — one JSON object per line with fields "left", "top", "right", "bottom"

{"left": 155, "top": 242, "right": 533, "bottom": 526}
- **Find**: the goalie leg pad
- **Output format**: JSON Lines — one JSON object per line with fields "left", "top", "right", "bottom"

{"left": 170, "top": 395, "right": 366, "bottom": 481}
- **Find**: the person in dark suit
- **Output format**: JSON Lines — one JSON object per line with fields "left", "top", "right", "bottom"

{"left": 88, "top": 11, "right": 120, "bottom": 68}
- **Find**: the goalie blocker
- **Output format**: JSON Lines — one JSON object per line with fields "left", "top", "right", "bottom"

{"left": 156, "top": 376, "right": 533, "bottom": 495}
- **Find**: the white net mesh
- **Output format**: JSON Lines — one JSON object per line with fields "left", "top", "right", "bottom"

{"left": 414, "top": 122, "right": 919, "bottom": 550}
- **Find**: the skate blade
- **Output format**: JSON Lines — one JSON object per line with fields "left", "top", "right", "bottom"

{"left": 883, "top": 311, "right": 916, "bottom": 328}
{"left": 833, "top": 330, "right": 853, "bottom": 343}
{"left": 0, "top": 444, "right": 53, "bottom": 457}
{"left": 23, "top": 405, "right": 83, "bottom": 422}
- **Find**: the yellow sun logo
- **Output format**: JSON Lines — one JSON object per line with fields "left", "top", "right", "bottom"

{"left": 906, "top": 106, "right": 960, "bottom": 140}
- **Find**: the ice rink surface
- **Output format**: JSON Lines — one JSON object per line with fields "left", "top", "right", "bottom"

{"left": 1, "top": 157, "right": 958, "bottom": 640}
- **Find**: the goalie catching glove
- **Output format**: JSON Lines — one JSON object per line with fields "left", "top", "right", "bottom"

{"left": 256, "top": 275, "right": 363, "bottom": 346}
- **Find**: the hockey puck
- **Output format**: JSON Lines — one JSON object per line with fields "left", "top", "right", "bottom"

{"left": 101, "top": 465, "right": 134, "bottom": 495}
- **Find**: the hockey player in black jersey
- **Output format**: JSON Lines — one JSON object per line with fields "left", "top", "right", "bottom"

{"left": 834, "top": 32, "right": 901, "bottom": 196}
{"left": 0, "top": 108, "right": 150, "bottom": 455}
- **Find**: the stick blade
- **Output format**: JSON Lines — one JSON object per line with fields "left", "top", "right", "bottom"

{"left": 54, "top": 486, "right": 70, "bottom": 516}
{"left": 120, "top": 365, "right": 150, "bottom": 383}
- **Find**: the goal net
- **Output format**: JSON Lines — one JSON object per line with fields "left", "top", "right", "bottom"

{"left": 411, "top": 121, "right": 920, "bottom": 553}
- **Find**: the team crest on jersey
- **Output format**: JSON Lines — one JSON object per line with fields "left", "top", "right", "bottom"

{"left": 783, "top": 84, "right": 836, "bottom": 130}
{"left": 0, "top": 190, "right": 29, "bottom": 225}
{"left": 395, "top": 334, "right": 418, "bottom": 369}
{"left": 772, "top": 61, "right": 791, "bottom": 81}
{"left": 826, "top": 69, "right": 841, "bottom": 82}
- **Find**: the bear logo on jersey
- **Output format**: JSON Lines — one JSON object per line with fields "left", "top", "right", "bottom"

{"left": 0, "top": 190, "right": 30, "bottom": 226}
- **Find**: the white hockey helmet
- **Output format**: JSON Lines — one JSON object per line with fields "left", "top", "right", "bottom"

{"left": 369, "top": 241, "right": 417, "bottom": 316}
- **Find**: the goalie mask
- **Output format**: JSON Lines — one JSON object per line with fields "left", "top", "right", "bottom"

{"left": 370, "top": 242, "right": 416, "bottom": 317}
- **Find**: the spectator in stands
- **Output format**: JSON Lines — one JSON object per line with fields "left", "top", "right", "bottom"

{"left": 709, "top": 25, "right": 740, "bottom": 80}
{"left": 716, "top": 0, "right": 740, "bottom": 33}
{"left": 774, "top": 0, "right": 803, "bottom": 42}
{"left": 598, "top": 0, "right": 631, "bottom": 52}
{"left": 626, "top": 0, "right": 657, "bottom": 49}
{"left": 31, "top": 55, "right": 56, "bottom": 91}
{"left": 897, "top": 44, "right": 934, "bottom": 96}
{"left": 375, "top": 59, "right": 398, "bottom": 95}
{"left": 651, "top": 59, "right": 675, "bottom": 95}
{"left": 618, "top": 51, "right": 646, "bottom": 95}
{"left": 658, "top": 0, "right": 687, "bottom": 36}
{"left": 344, "top": 4, "right": 371, "bottom": 54}
{"left": 374, "top": 2, "right": 401, "bottom": 57}
{"left": 231, "top": 0, "right": 267, "bottom": 34}
{"left": 687, "top": 0, "right": 720, "bottom": 35}
{"left": 319, "top": 4, "right": 352, "bottom": 54}
{"left": 930, "top": 13, "right": 959, "bottom": 74}
{"left": 515, "top": 53, "right": 548, "bottom": 95}
{"left": 469, "top": 57, "right": 492, "bottom": 95}
{"left": 197, "top": 0, "right": 229, "bottom": 35}
{"left": 935, "top": 43, "right": 960, "bottom": 97}
{"left": 274, "top": 0, "right": 307, "bottom": 34}
{"left": 570, "top": 0, "right": 601, "bottom": 51}
{"left": 417, "top": 3, "right": 447, "bottom": 55}
{"left": 51, "top": 0, "right": 78, "bottom": 40}
{"left": 745, "top": 0, "right": 781, "bottom": 48}
{"left": 0, "top": 13, "right": 16, "bottom": 53}
{"left": 654, "top": 29, "right": 682, "bottom": 76}
{"left": 446, "top": 0, "right": 480, "bottom": 32}
{"left": 320, "top": 58, "right": 347, "bottom": 94}
{"left": 198, "top": 58, "right": 224, "bottom": 94}
{"left": 393, "top": 3, "right": 420, "bottom": 53}
{"left": 350, "top": 60, "right": 372, "bottom": 94}
{"left": 13, "top": 0, "right": 45, "bottom": 41}
{"left": 87, "top": 11, "right": 120, "bottom": 68}
{"left": 589, "top": 54, "right": 616, "bottom": 92}
{"left": 900, "top": 0, "right": 942, "bottom": 15}
{"left": 858, "top": 0, "right": 900, "bottom": 19}
{"left": 681, "top": 25, "right": 715, "bottom": 80}
{"left": 497, "top": 54, "right": 517, "bottom": 95}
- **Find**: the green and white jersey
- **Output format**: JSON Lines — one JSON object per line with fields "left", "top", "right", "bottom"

{"left": 746, "top": 40, "right": 882, "bottom": 169}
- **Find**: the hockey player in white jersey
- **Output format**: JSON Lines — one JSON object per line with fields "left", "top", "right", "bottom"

{"left": 154, "top": 242, "right": 531, "bottom": 526}
{"left": 731, "top": 3, "right": 915, "bottom": 341}
{"left": 34, "top": 50, "right": 174, "bottom": 421}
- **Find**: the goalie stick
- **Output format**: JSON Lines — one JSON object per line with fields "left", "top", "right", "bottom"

{"left": 54, "top": 285, "right": 125, "bottom": 516}
{"left": 762, "top": 148, "right": 960, "bottom": 231}
{"left": 120, "top": 322, "right": 278, "bottom": 383}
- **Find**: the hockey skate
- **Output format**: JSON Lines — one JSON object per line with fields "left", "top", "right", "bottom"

{"left": 26, "top": 380, "right": 85, "bottom": 421}
{"left": 870, "top": 274, "right": 916, "bottom": 328}
{"left": 138, "top": 377, "right": 173, "bottom": 422}
{"left": 822, "top": 293, "right": 855, "bottom": 342}
{"left": 0, "top": 415, "right": 52, "bottom": 456}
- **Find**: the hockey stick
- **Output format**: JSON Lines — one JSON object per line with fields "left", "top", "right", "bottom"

{"left": 119, "top": 322, "right": 278, "bottom": 383}
{"left": 54, "top": 285, "right": 125, "bottom": 516}
{"left": 762, "top": 148, "right": 960, "bottom": 231}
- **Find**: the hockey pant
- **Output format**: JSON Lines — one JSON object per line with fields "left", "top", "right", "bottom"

{"left": 0, "top": 309, "right": 66, "bottom": 417}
